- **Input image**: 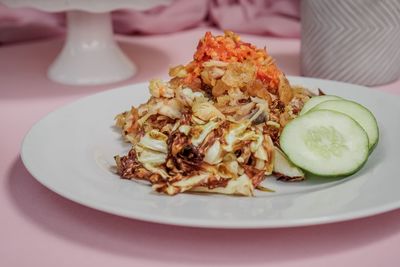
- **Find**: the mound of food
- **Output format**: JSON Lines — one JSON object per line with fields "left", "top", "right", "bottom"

{"left": 114, "top": 31, "right": 313, "bottom": 196}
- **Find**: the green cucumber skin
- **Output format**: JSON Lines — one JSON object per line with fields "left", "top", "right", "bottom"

{"left": 299, "top": 95, "right": 342, "bottom": 115}
{"left": 368, "top": 133, "right": 379, "bottom": 154}
{"left": 283, "top": 149, "right": 368, "bottom": 179}
{"left": 302, "top": 156, "right": 368, "bottom": 178}
{"left": 280, "top": 110, "right": 369, "bottom": 178}
{"left": 310, "top": 99, "right": 379, "bottom": 151}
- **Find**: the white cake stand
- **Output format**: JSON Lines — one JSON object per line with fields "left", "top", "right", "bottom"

{"left": 1, "top": 0, "right": 172, "bottom": 85}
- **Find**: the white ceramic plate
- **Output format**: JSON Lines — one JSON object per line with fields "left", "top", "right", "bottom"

{"left": 21, "top": 77, "right": 400, "bottom": 228}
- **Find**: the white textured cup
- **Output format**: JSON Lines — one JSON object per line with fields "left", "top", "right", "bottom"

{"left": 300, "top": 0, "right": 400, "bottom": 86}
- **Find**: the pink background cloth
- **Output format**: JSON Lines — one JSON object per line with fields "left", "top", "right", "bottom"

{"left": 0, "top": 26, "right": 400, "bottom": 266}
{"left": 1, "top": 1, "right": 399, "bottom": 266}
{"left": 0, "top": 0, "right": 300, "bottom": 44}
{"left": 210, "top": 0, "right": 300, "bottom": 37}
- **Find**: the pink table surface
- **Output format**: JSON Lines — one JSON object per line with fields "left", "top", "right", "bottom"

{"left": 1, "top": 26, "right": 400, "bottom": 267}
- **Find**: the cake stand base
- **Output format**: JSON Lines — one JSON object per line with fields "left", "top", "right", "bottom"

{"left": 48, "top": 11, "right": 135, "bottom": 85}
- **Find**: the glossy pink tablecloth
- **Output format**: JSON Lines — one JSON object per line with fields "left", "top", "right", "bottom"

{"left": 1, "top": 27, "right": 400, "bottom": 267}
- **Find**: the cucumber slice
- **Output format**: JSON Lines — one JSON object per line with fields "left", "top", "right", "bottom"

{"left": 300, "top": 95, "right": 342, "bottom": 115}
{"left": 280, "top": 110, "right": 369, "bottom": 177}
{"left": 311, "top": 100, "right": 379, "bottom": 150}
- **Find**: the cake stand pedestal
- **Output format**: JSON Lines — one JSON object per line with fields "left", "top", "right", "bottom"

{"left": 1, "top": 0, "right": 172, "bottom": 85}
{"left": 49, "top": 11, "right": 135, "bottom": 85}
